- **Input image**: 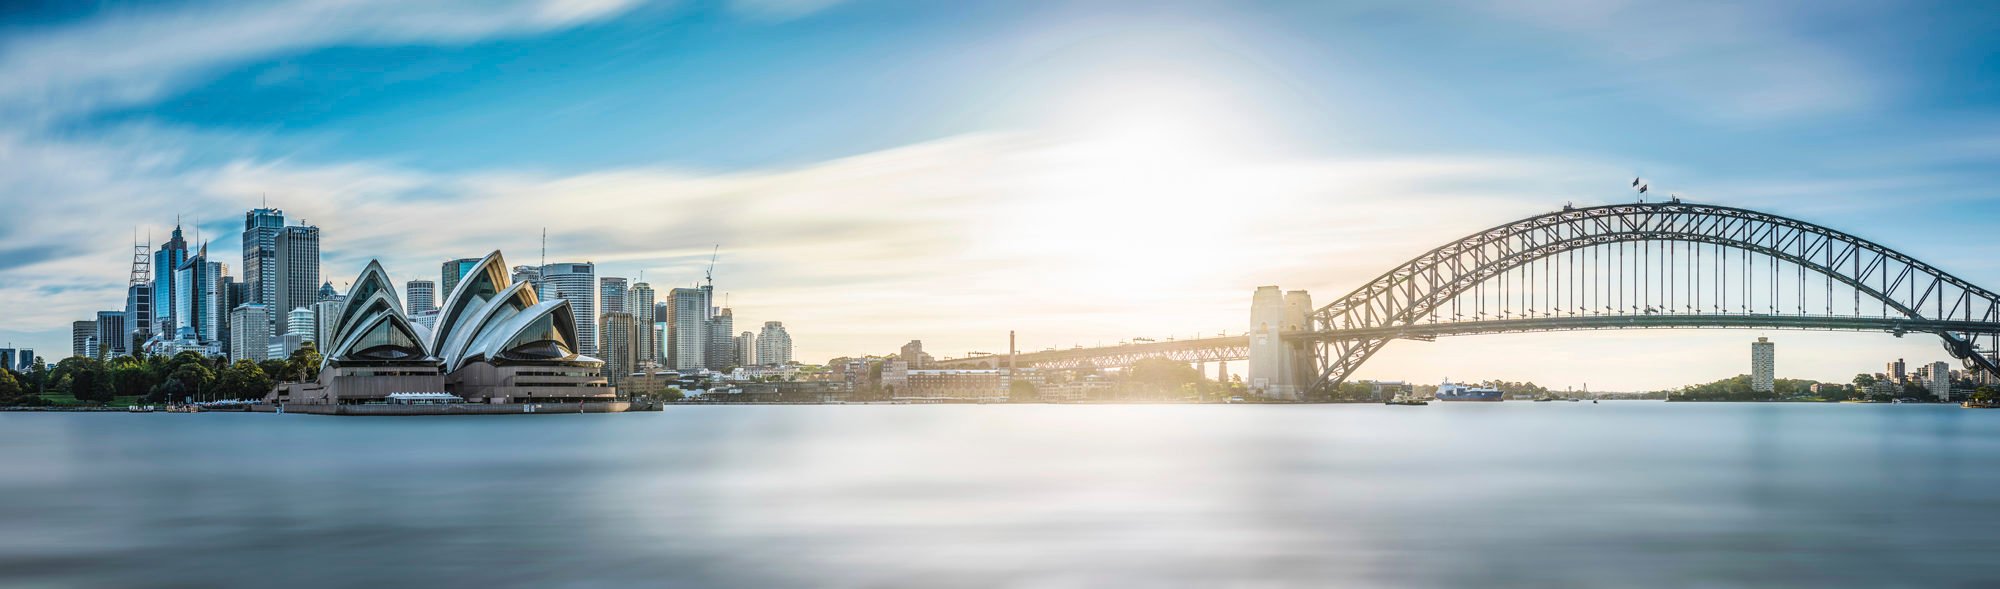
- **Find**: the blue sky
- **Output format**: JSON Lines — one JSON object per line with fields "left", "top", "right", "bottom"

{"left": 3, "top": 0, "right": 1999, "bottom": 389}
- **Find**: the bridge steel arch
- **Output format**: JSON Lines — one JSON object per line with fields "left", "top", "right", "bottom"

{"left": 1307, "top": 202, "right": 2000, "bottom": 392}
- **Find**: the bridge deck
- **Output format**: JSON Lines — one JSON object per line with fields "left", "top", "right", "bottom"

{"left": 937, "top": 314, "right": 2000, "bottom": 370}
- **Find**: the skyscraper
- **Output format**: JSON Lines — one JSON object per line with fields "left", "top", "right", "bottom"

{"left": 313, "top": 298, "right": 345, "bottom": 350}
{"left": 655, "top": 302, "right": 669, "bottom": 367}
{"left": 229, "top": 304, "right": 271, "bottom": 362}
{"left": 667, "top": 286, "right": 709, "bottom": 370}
{"left": 736, "top": 331, "right": 755, "bottom": 366}
{"left": 72, "top": 320, "right": 97, "bottom": 358}
{"left": 599, "top": 311, "right": 636, "bottom": 384}
{"left": 241, "top": 207, "right": 285, "bottom": 307}
{"left": 757, "top": 321, "right": 792, "bottom": 366}
{"left": 629, "top": 282, "right": 656, "bottom": 364}
{"left": 538, "top": 263, "right": 598, "bottom": 355}
{"left": 272, "top": 224, "right": 321, "bottom": 336}
{"left": 94, "top": 311, "right": 127, "bottom": 358}
{"left": 1930, "top": 360, "right": 1952, "bottom": 401}
{"left": 1751, "top": 337, "right": 1775, "bottom": 393}
{"left": 406, "top": 279, "right": 436, "bottom": 315}
{"left": 440, "top": 257, "right": 481, "bottom": 299}
{"left": 124, "top": 282, "right": 152, "bottom": 353}
{"left": 174, "top": 247, "right": 228, "bottom": 344}
{"left": 600, "top": 277, "right": 629, "bottom": 316}
{"left": 151, "top": 223, "right": 189, "bottom": 336}
{"left": 706, "top": 306, "right": 734, "bottom": 370}
{"left": 288, "top": 307, "right": 316, "bottom": 343}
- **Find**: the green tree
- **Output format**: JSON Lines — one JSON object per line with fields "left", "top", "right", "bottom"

{"left": 258, "top": 359, "right": 291, "bottom": 382}
{"left": 1009, "top": 379, "right": 1040, "bottom": 402}
{"left": 27, "top": 357, "right": 49, "bottom": 394}
{"left": 152, "top": 378, "right": 189, "bottom": 403}
{"left": 168, "top": 363, "right": 215, "bottom": 402}
{"left": 285, "top": 343, "right": 322, "bottom": 383}
{"left": 0, "top": 369, "right": 24, "bottom": 405}
{"left": 52, "top": 357, "right": 114, "bottom": 403}
{"left": 1852, "top": 373, "right": 1877, "bottom": 388}
{"left": 110, "top": 361, "right": 154, "bottom": 399}
{"left": 1127, "top": 358, "right": 1206, "bottom": 399}
{"left": 214, "top": 360, "right": 275, "bottom": 400}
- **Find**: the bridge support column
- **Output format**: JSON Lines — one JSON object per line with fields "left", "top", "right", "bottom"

{"left": 1249, "top": 286, "right": 1314, "bottom": 400}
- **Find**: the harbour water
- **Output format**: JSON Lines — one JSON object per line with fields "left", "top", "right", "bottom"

{"left": 3, "top": 403, "right": 1997, "bottom": 588}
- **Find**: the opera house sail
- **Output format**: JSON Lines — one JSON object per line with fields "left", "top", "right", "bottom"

{"left": 274, "top": 252, "right": 623, "bottom": 413}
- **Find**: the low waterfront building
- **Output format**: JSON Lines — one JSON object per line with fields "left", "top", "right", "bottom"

{"left": 895, "top": 369, "right": 1009, "bottom": 401}
{"left": 1041, "top": 376, "right": 1111, "bottom": 402}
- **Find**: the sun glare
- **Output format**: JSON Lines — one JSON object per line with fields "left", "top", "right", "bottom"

{"left": 997, "top": 70, "right": 1283, "bottom": 306}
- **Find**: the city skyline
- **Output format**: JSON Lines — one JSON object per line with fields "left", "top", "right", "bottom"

{"left": 5, "top": 1, "right": 2000, "bottom": 389}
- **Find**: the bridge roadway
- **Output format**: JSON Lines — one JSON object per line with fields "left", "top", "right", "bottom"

{"left": 935, "top": 314, "right": 2000, "bottom": 370}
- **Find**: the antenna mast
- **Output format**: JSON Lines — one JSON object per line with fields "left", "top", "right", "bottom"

{"left": 129, "top": 228, "right": 150, "bottom": 286}
{"left": 539, "top": 228, "right": 548, "bottom": 282}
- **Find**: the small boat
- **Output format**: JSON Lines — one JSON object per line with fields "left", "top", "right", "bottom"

{"left": 1385, "top": 394, "right": 1429, "bottom": 406}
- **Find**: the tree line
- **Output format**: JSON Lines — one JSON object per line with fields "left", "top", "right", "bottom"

{"left": 0, "top": 344, "right": 321, "bottom": 406}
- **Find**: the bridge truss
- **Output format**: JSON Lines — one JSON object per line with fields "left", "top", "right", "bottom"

{"left": 937, "top": 336, "right": 1250, "bottom": 371}
{"left": 1308, "top": 202, "right": 2000, "bottom": 391}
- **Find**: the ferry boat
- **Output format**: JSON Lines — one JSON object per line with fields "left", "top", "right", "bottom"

{"left": 1435, "top": 380, "right": 1504, "bottom": 402}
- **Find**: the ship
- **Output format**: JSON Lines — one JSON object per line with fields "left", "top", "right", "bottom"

{"left": 1435, "top": 380, "right": 1505, "bottom": 402}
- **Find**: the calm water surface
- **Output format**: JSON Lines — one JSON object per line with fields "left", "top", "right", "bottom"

{"left": 3, "top": 403, "right": 1997, "bottom": 588}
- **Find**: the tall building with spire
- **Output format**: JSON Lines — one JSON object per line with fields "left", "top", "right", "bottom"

{"left": 151, "top": 223, "right": 190, "bottom": 337}
{"left": 126, "top": 233, "right": 153, "bottom": 351}
{"left": 174, "top": 245, "right": 228, "bottom": 345}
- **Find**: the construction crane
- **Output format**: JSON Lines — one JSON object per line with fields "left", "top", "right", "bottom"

{"left": 704, "top": 245, "right": 718, "bottom": 289}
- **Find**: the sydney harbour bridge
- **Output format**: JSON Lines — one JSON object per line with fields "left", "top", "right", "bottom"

{"left": 937, "top": 201, "right": 2000, "bottom": 398}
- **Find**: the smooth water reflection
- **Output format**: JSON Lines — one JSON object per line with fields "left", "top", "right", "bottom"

{"left": 3, "top": 403, "right": 1998, "bottom": 588}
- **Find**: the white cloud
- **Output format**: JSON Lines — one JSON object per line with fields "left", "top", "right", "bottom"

{"left": 0, "top": 0, "right": 646, "bottom": 123}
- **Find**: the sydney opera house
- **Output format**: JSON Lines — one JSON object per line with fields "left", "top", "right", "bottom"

{"left": 273, "top": 251, "right": 630, "bottom": 413}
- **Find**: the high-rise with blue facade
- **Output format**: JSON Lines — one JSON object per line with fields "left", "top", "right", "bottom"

{"left": 151, "top": 224, "right": 189, "bottom": 337}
